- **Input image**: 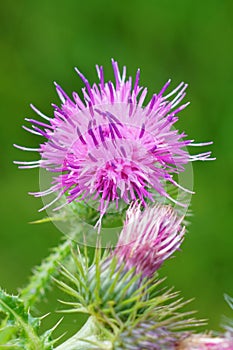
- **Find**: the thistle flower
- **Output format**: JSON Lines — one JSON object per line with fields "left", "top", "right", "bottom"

{"left": 114, "top": 202, "right": 185, "bottom": 278}
{"left": 15, "top": 59, "right": 213, "bottom": 222}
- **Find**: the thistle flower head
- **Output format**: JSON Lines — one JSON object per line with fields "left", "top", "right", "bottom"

{"left": 15, "top": 59, "right": 213, "bottom": 222}
{"left": 114, "top": 202, "right": 185, "bottom": 277}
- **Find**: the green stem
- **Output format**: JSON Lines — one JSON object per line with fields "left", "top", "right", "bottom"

{"left": 20, "top": 237, "right": 73, "bottom": 309}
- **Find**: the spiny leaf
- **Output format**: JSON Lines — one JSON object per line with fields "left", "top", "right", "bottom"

{"left": 0, "top": 289, "right": 45, "bottom": 349}
{"left": 0, "top": 289, "right": 63, "bottom": 349}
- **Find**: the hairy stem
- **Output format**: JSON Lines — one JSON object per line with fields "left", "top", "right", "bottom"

{"left": 19, "top": 237, "right": 74, "bottom": 309}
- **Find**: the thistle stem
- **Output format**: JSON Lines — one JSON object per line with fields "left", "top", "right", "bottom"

{"left": 19, "top": 237, "right": 74, "bottom": 309}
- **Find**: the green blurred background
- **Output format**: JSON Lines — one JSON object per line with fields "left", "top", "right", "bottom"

{"left": 0, "top": 0, "right": 232, "bottom": 338}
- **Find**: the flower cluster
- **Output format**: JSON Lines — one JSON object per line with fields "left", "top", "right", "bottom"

{"left": 15, "top": 59, "right": 213, "bottom": 224}
{"left": 12, "top": 60, "right": 221, "bottom": 350}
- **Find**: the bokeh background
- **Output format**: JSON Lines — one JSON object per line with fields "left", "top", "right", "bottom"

{"left": 0, "top": 0, "right": 232, "bottom": 339}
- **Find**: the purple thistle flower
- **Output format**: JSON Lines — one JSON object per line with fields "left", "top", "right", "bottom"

{"left": 15, "top": 59, "right": 213, "bottom": 223}
{"left": 114, "top": 202, "right": 185, "bottom": 277}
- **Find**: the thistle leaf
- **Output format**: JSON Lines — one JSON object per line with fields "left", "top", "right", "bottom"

{"left": 0, "top": 289, "right": 63, "bottom": 349}
{"left": 0, "top": 289, "right": 48, "bottom": 349}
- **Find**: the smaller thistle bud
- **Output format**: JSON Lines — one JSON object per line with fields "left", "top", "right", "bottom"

{"left": 177, "top": 334, "right": 233, "bottom": 349}
{"left": 114, "top": 202, "right": 185, "bottom": 278}
{"left": 56, "top": 203, "right": 189, "bottom": 329}
{"left": 55, "top": 202, "right": 202, "bottom": 349}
